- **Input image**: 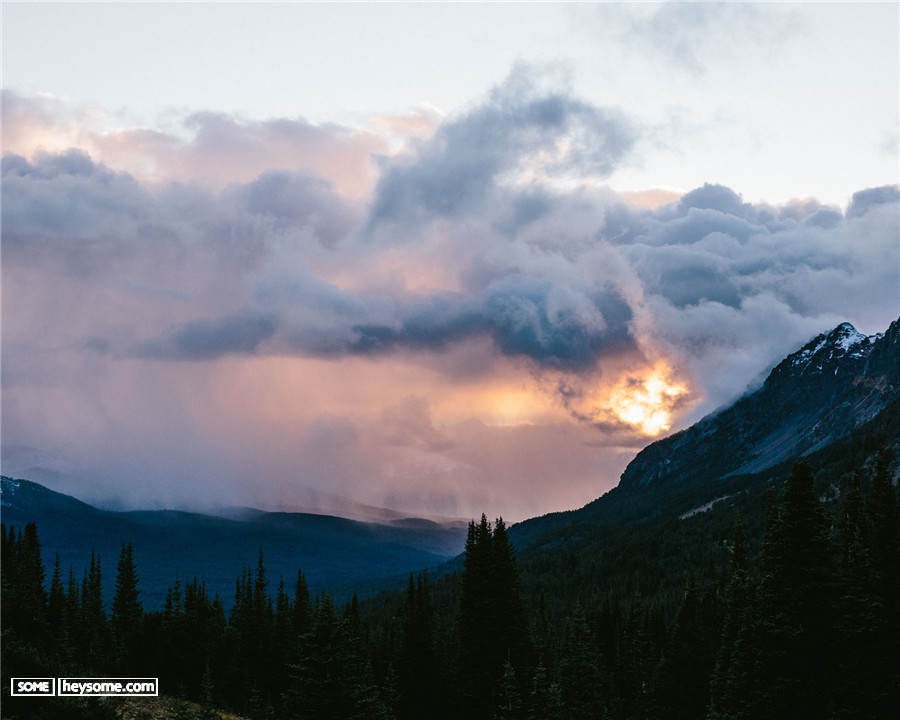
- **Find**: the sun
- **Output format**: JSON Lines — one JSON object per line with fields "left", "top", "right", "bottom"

{"left": 605, "top": 365, "right": 688, "bottom": 436}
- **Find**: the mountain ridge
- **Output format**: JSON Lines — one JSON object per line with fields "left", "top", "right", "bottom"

{"left": 510, "top": 316, "right": 899, "bottom": 547}
{"left": 0, "top": 475, "right": 467, "bottom": 611}
{"left": 619, "top": 317, "right": 898, "bottom": 490}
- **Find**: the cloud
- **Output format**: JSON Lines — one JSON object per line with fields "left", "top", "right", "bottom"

{"left": 368, "top": 65, "right": 637, "bottom": 227}
{"left": 346, "top": 277, "right": 634, "bottom": 370}
{"left": 595, "top": 2, "right": 802, "bottom": 74}
{"left": 3, "top": 73, "right": 899, "bottom": 519}
{"left": 1, "top": 89, "right": 385, "bottom": 198}
{"left": 133, "top": 312, "right": 280, "bottom": 361}
{"left": 847, "top": 185, "right": 900, "bottom": 217}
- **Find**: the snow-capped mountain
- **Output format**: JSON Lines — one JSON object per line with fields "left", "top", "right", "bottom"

{"left": 618, "top": 318, "right": 899, "bottom": 492}
{"left": 512, "top": 316, "right": 899, "bottom": 546}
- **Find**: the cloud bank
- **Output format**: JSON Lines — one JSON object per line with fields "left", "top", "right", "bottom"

{"left": 2, "top": 72, "right": 898, "bottom": 520}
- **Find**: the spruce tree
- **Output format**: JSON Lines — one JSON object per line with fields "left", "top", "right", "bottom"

{"left": 397, "top": 572, "right": 436, "bottom": 720}
{"left": 559, "top": 604, "right": 601, "bottom": 719}
{"left": 79, "top": 552, "right": 109, "bottom": 672}
{"left": 293, "top": 569, "right": 313, "bottom": 636}
{"left": 708, "top": 514, "right": 754, "bottom": 719}
{"left": 48, "top": 553, "right": 66, "bottom": 643}
{"left": 737, "top": 462, "right": 837, "bottom": 719}
{"left": 494, "top": 658, "right": 522, "bottom": 720}
{"left": 458, "top": 514, "right": 530, "bottom": 719}
{"left": 491, "top": 518, "right": 530, "bottom": 667}
{"left": 527, "top": 659, "right": 564, "bottom": 720}
{"left": 15, "top": 523, "right": 49, "bottom": 646}
{"left": 859, "top": 453, "right": 900, "bottom": 717}
{"left": 111, "top": 541, "right": 143, "bottom": 671}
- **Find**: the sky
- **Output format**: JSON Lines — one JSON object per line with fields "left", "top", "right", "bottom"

{"left": 1, "top": 1, "right": 898, "bottom": 522}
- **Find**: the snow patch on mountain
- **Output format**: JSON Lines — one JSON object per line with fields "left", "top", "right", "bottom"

{"left": 679, "top": 495, "right": 732, "bottom": 520}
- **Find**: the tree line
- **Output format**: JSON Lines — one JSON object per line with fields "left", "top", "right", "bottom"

{"left": 2, "top": 457, "right": 898, "bottom": 719}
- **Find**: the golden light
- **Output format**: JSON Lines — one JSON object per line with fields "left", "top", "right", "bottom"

{"left": 486, "top": 389, "right": 547, "bottom": 426}
{"left": 604, "top": 365, "right": 688, "bottom": 436}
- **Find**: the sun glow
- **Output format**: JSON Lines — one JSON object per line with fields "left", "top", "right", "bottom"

{"left": 605, "top": 365, "right": 688, "bottom": 436}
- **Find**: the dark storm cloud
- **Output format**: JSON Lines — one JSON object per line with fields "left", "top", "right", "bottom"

{"left": 131, "top": 270, "right": 634, "bottom": 370}
{"left": 368, "top": 66, "right": 637, "bottom": 227}
{"left": 350, "top": 278, "right": 634, "bottom": 370}
{"left": 132, "top": 312, "right": 280, "bottom": 361}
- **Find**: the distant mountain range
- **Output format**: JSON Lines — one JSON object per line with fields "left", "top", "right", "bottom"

{"left": 0, "top": 476, "right": 467, "bottom": 610}
{"left": 511, "top": 316, "right": 899, "bottom": 547}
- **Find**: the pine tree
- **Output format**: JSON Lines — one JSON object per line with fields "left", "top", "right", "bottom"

{"left": 111, "top": 541, "right": 143, "bottom": 671}
{"left": 491, "top": 518, "right": 530, "bottom": 667}
{"left": 17, "top": 523, "right": 49, "bottom": 646}
{"left": 559, "top": 604, "right": 601, "bottom": 719}
{"left": 857, "top": 453, "right": 900, "bottom": 717}
{"left": 494, "top": 658, "right": 522, "bottom": 720}
{"left": 708, "top": 514, "right": 755, "bottom": 719}
{"left": 351, "top": 660, "right": 391, "bottom": 720}
{"left": 651, "top": 573, "right": 719, "bottom": 719}
{"left": 729, "top": 462, "right": 838, "bottom": 720}
{"left": 79, "top": 551, "right": 109, "bottom": 672}
{"left": 397, "top": 572, "right": 436, "bottom": 719}
{"left": 288, "top": 592, "right": 356, "bottom": 719}
{"left": 48, "top": 553, "right": 66, "bottom": 643}
{"left": 527, "top": 659, "right": 565, "bottom": 720}
{"left": 294, "top": 569, "right": 313, "bottom": 635}
{"left": 458, "top": 514, "right": 532, "bottom": 719}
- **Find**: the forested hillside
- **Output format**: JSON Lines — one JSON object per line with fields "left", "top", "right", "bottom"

{"left": 2, "top": 452, "right": 898, "bottom": 719}
{"left": 0, "top": 477, "right": 466, "bottom": 611}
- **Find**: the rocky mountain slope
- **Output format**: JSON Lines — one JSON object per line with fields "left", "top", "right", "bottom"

{"left": 512, "top": 316, "right": 899, "bottom": 546}
{"left": 620, "top": 318, "right": 899, "bottom": 490}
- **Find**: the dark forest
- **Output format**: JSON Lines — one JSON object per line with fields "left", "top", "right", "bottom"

{"left": 2, "top": 455, "right": 898, "bottom": 720}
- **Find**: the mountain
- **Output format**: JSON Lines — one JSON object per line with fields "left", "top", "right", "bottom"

{"left": 0, "top": 476, "right": 467, "bottom": 611}
{"left": 621, "top": 319, "right": 898, "bottom": 489}
{"left": 512, "top": 317, "right": 899, "bottom": 546}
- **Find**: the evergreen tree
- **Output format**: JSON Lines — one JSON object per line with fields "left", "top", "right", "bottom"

{"left": 708, "top": 515, "right": 755, "bottom": 719}
{"left": 846, "top": 453, "right": 900, "bottom": 718}
{"left": 558, "top": 604, "right": 602, "bottom": 719}
{"left": 458, "top": 514, "right": 530, "bottom": 719}
{"left": 11, "top": 523, "right": 49, "bottom": 645}
{"left": 79, "top": 551, "right": 109, "bottom": 672}
{"left": 651, "top": 573, "right": 719, "bottom": 719}
{"left": 491, "top": 518, "right": 530, "bottom": 667}
{"left": 351, "top": 659, "right": 392, "bottom": 720}
{"left": 494, "top": 658, "right": 522, "bottom": 720}
{"left": 48, "top": 553, "right": 66, "bottom": 643}
{"left": 527, "top": 659, "right": 565, "bottom": 720}
{"left": 294, "top": 568, "right": 313, "bottom": 635}
{"left": 111, "top": 541, "right": 143, "bottom": 671}
{"left": 727, "top": 462, "right": 837, "bottom": 719}
{"left": 396, "top": 571, "right": 436, "bottom": 719}
{"left": 288, "top": 592, "right": 357, "bottom": 719}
